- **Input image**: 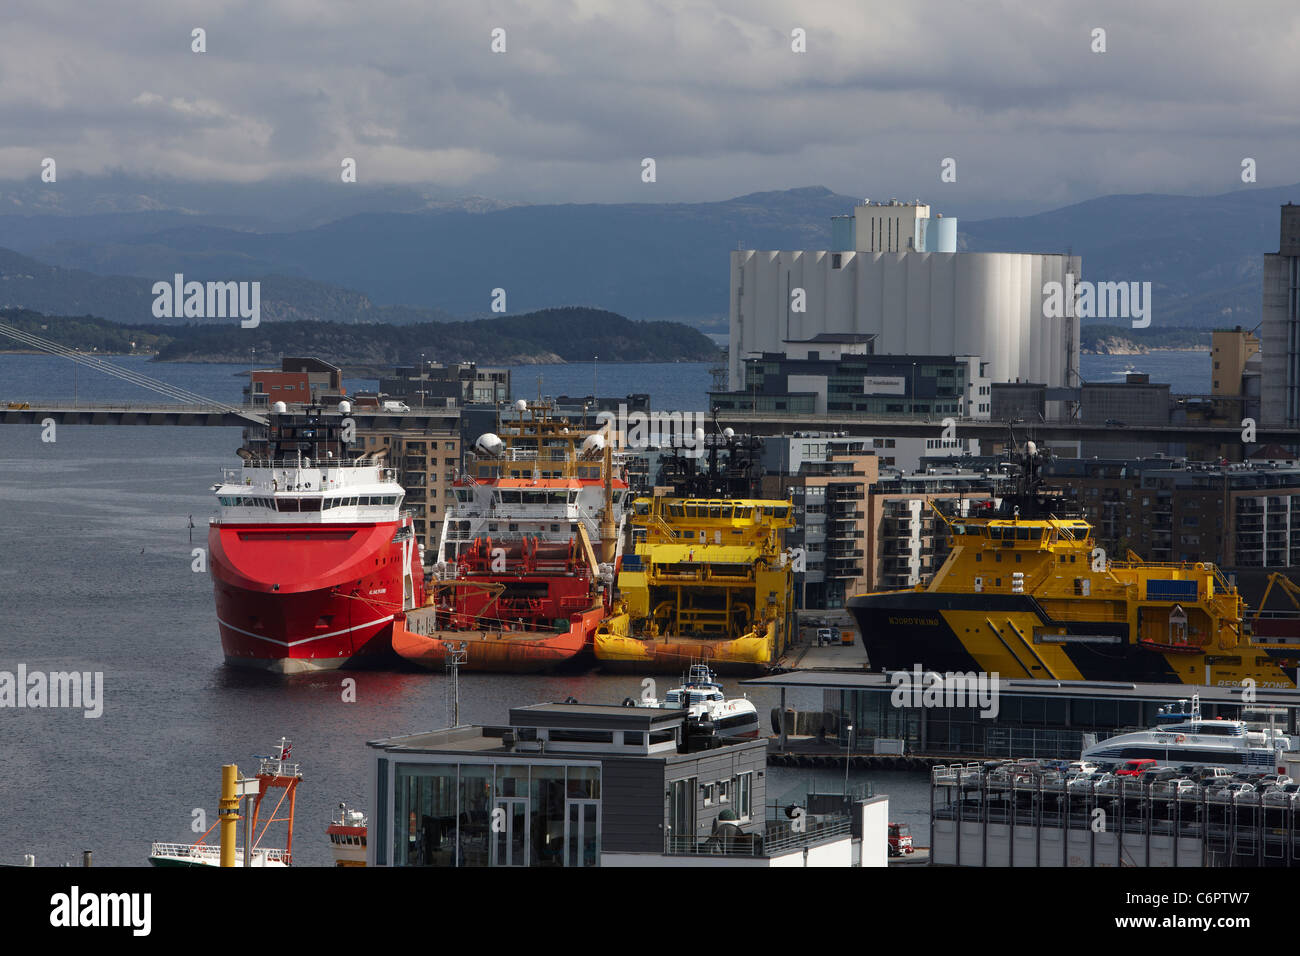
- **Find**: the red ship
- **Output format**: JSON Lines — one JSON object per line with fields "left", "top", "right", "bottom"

{"left": 391, "top": 533, "right": 608, "bottom": 672}
{"left": 209, "top": 406, "right": 425, "bottom": 673}
{"left": 391, "top": 401, "right": 626, "bottom": 672}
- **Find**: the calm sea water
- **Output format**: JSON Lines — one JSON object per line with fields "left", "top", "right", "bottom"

{"left": 0, "top": 349, "right": 1209, "bottom": 865}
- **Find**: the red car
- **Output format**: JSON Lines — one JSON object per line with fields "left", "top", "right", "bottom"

{"left": 1116, "top": 759, "right": 1157, "bottom": 777}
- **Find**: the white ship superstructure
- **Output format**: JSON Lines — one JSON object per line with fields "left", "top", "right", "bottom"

{"left": 1083, "top": 697, "right": 1292, "bottom": 771}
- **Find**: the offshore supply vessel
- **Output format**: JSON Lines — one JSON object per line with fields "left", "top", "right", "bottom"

{"left": 594, "top": 429, "right": 796, "bottom": 674}
{"left": 390, "top": 401, "right": 627, "bottom": 671}
{"left": 847, "top": 443, "right": 1299, "bottom": 688}
{"left": 209, "top": 405, "right": 425, "bottom": 673}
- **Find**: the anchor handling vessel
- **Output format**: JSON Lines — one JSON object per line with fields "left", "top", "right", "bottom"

{"left": 390, "top": 400, "right": 627, "bottom": 671}
{"left": 847, "top": 442, "right": 1299, "bottom": 688}
{"left": 209, "top": 404, "right": 425, "bottom": 673}
{"left": 594, "top": 428, "right": 797, "bottom": 674}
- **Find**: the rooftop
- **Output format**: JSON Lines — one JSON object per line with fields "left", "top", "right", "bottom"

{"left": 741, "top": 672, "right": 1300, "bottom": 708}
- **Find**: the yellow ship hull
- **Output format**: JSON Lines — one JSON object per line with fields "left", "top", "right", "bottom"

{"left": 594, "top": 619, "right": 778, "bottom": 674}
{"left": 847, "top": 590, "right": 1298, "bottom": 688}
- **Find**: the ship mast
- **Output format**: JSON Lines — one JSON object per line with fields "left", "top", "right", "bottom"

{"left": 600, "top": 434, "right": 616, "bottom": 563}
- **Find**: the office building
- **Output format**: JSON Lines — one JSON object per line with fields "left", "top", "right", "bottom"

{"left": 366, "top": 701, "right": 885, "bottom": 867}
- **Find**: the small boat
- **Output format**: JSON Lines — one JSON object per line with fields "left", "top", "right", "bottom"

{"left": 327, "top": 803, "right": 367, "bottom": 867}
{"left": 640, "top": 664, "right": 761, "bottom": 741}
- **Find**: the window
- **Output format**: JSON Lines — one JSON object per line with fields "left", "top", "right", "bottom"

{"left": 737, "top": 773, "right": 752, "bottom": 819}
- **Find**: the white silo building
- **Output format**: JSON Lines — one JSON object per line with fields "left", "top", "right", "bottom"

{"left": 728, "top": 199, "right": 1081, "bottom": 392}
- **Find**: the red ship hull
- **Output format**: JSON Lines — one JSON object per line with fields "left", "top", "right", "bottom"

{"left": 392, "top": 534, "right": 604, "bottom": 673}
{"left": 391, "top": 605, "right": 603, "bottom": 673}
{"left": 210, "top": 519, "right": 423, "bottom": 673}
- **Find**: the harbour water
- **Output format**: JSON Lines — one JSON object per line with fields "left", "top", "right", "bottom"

{"left": 0, "top": 349, "right": 1211, "bottom": 865}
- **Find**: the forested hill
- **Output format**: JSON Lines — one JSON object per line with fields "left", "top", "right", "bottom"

{"left": 0, "top": 306, "right": 720, "bottom": 365}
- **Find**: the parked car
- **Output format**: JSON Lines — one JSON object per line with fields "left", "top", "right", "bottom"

{"left": 1068, "top": 761, "right": 1099, "bottom": 777}
{"left": 815, "top": 628, "right": 834, "bottom": 646}
{"left": 381, "top": 400, "right": 411, "bottom": 412}
{"left": 1116, "top": 759, "right": 1158, "bottom": 777}
{"left": 1091, "top": 773, "right": 1121, "bottom": 795}
{"left": 1149, "top": 777, "right": 1196, "bottom": 797}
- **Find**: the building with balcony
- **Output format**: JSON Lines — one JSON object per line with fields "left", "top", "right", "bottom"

{"left": 1040, "top": 456, "right": 1300, "bottom": 569}
{"left": 764, "top": 452, "right": 880, "bottom": 609}
{"left": 381, "top": 361, "right": 511, "bottom": 407}
{"left": 365, "top": 701, "right": 886, "bottom": 867}
{"left": 866, "top": 469, "right": 1001, "bottom": 591}
{"left": 356, "top": 425, "right": 461, "bottom": 552}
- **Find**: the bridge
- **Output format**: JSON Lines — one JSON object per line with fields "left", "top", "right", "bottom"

{"left": 6, "top": 403, "right": 1300, "bottom": 447}
{"left": 0, "top": 401, "right": 462, "bottom": 430}
{"left": 710, "top": 411, "right": 1300, "bottom": 446}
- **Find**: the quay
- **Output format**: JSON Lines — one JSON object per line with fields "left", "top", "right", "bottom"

{"left": 742, "top": 671, "right": 1300, "bottom": 765}
{"left": 8, "top": 399, "right": 1300, "bottom": 448}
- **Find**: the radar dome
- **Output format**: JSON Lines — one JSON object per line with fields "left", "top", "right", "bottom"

{"left": 272, "top": 401, "right": 287, "bottom": 414}
{"left": 514, "top": 399, "right": 528, "bottom": 412}
{"left": 723, "top": 427, "right": 735, "bottom": 439}
{"left": 581, "top": 433, "right": 606, "bottom": 457}
{"left": 475, "top": 433, "right": 504, "bottom": 457}
{"left": 1026, "top": 441, "right": 1038, "bottom": 456}
{"left": 338, "top": 400, "right": 352, "bottom": 415}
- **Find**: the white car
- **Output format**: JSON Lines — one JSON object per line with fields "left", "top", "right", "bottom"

{"left": 381, "top": 401, "right": 411, "bottom": 412}
{"left": 1068, "top": 761, "right": 1099, "bottom": 777}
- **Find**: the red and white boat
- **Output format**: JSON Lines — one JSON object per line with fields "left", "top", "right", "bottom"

{"left": 391, "top": 401, "right": 627, "bottom": 672}
{"left": 327, "top": 803, "right": 368, "bottom": 867}
{"left": 209, "top": 405, "right": 425, "bottom": 673}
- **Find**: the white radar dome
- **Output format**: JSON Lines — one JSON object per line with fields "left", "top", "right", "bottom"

{"left": 475, "top": 433, "right": 504, "bottom": 457}
{"left": 272, "top": 401, "right": 287, "bottom": 414}
{"left": 338, "top": 400, "right": 352, "bottom": 415}
{"left": 514, "top": 399, "right": 528, "bottom": 412}
{"left": 581, "top": 433, "right": 606, "bottom": 457}
{"left": 1026, "top": 441, "right": 1038, "bottom": 457}
{"left": 723, "top": 427, "right": 735, "bottom": 439}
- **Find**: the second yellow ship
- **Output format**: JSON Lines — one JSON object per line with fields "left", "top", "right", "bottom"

{"left": 594, "top": 432, "right": 796, "bottom": 674}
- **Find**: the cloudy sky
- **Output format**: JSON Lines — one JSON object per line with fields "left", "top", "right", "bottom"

{"left": 2, "top": 0, "right": 1298, "bottom": 214}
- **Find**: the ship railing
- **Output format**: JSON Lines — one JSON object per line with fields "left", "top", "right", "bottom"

{"left": 236, "top": 458, "right": 387, "bottom": 470}
{"left": 148, "top": 842, "right": 288, "bottom": 864}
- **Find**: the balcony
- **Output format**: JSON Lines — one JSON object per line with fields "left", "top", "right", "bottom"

{"left": 665, "top": 815, "right": 853, "bottom": 859}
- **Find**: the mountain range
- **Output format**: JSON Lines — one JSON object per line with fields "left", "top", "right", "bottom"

{"left": 0, "top": 180, "right": 1292, "bottom": 331}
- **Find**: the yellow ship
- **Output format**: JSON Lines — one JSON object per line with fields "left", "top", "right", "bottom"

{"left": 848, "top": 446, "right": 1298, "bottom": 689}
{"left": 594, "top": 434, "right": 796, "bottom": 674}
